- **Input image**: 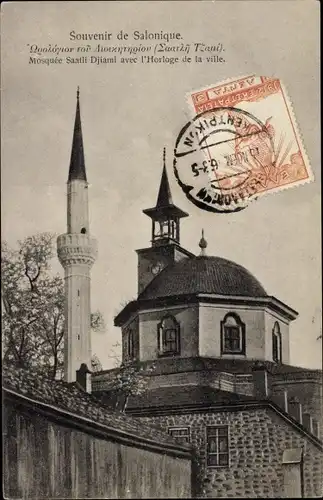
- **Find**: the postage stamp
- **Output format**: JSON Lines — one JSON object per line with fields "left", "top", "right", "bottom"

{"left": 173, "top": 75, "right": 313, "bottom": 213}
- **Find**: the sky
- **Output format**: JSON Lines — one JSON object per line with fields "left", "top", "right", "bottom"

{"left": 1, "top": 1, "right": 321, "bottom": 370}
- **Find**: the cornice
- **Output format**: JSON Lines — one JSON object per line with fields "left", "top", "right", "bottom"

{"left": 114, "top": 293, "right": 298, "bottom": 326}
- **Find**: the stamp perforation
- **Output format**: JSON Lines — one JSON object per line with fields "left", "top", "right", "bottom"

{"left": 173, "top": 75, "right": 314, "bottom": 213}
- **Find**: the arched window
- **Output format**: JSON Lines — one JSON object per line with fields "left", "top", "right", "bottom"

{"left": 221, "top": 313, "right": 246, "bottom": 355}
{"left": 80, "top": 227, "right": 86, "bottom": 234}
{"left": 158, "top": 315, "right": 180, "bottom": 357}
{"left": 128, "top": 329, "right": 134, "bottom": 359}
{"left": 123, "top": 328, "right": 135, "bottom": 361}
{"left": 272, "top": 322, "right": 282, "bottom": 363}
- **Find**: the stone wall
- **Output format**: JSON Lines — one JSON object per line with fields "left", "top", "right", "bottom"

{"left": 134, "top": 408, "right": 322, "bottom": 498}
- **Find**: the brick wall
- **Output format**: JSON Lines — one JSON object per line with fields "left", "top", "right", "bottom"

{"left": 135, "top": 408, "right": 322, "bottom": 498}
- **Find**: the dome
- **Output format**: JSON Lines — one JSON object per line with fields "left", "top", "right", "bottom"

{"left": 139, "top": 256, "right": 267, "bottom": 300}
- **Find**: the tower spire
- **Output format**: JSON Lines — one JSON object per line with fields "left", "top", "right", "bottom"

{"left": 143, "top": 148, "right": 189, "bottom": 247}
{"left": 156, "top": 148, "right": 173, "bottom": 207}
{"left": 199, "top": 229, "right": 207, "bottom": 256}
{"left": 68, "top": 87, "right": 87, "bottom": 182}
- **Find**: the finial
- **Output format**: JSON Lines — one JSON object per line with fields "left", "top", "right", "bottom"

{"left": 163, "top": 147, "right": 166, "bottom": 168}
{"left": 77, "top": 86, "right": 80, "bottom": 100}
{"left": 199, "top": 229, "right": 207, "bottom": 256}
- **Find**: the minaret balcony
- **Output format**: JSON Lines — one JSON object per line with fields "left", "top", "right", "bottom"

{"left": 57, "top": 233, "right": 97, "bottom": 267}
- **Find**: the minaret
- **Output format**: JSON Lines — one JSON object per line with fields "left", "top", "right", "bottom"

{"left": 57, "top": 89, "right": 97, "bottom": 387}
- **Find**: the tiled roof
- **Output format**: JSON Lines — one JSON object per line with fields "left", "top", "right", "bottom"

{"left": 2, "top": 362, "right": 191, "bottom": 452}
{"left": 95, "top": 357, "right": 321, "bottom": 380}
{"left": 138, "top": 256, "right": 267, "bottom": 300}
{"left": 155, "top": 357, "right": 321, "bottom": 376}
{"left": 127, "top": 385, "right": 255, "bottom": 410}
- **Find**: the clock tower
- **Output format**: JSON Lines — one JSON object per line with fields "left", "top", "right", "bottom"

{"left": 136, "top": 148, "right": 193, "bottom": 295}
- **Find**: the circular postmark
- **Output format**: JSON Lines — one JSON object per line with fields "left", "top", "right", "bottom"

{"left": 173, "top": 107, "right": 275, "bottom": 213}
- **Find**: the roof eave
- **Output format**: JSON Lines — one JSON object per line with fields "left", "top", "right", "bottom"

{"left": 3, "top": 387, "right": 192, "bottom": 458}
{"left": 114, "top": 300, "right": 139, "bottom": 327}
{"left": 143, "top": 204, "right": 189, "bottom": 219}
{"left": 266, "top": 295, "right": 299, "bottom": 320}
{"left": 136, "top": 243, "right": 195, "bottom": 258}
{"left": 198, "top": 294, "right": 298, "bottom": 320}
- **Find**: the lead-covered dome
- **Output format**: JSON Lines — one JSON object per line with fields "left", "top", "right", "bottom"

{"left": 139, "top": 256, "right": 267, "bottom": 300}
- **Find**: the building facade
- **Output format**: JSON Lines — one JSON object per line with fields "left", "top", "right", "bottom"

{"left": 93, "top": 157, "right": 323, "bottom": 498}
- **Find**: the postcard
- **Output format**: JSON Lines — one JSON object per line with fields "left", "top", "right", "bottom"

{"left": 2, "top": 1, "right": 321, "bottom": 499}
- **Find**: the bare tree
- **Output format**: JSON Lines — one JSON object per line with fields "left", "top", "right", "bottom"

{"left": 106, "top": 340, "right": 122, "bottom": 368}
{"left": 2, "top": 233, "right": 103, "bottom": 379}
{"left": 110, "top": 360, "right": 156, "bottom": 412}
{"left": 91, "top": 353, "right": 103, "bottom": 372}
{"left": 90, "top": 310, "right": 105, "bottom": 332}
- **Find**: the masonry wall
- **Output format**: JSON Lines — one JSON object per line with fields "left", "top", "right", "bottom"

{"left": 3, "top": 401, "right": 192, "bottom": 499}
{"left": 134, "top": 408, "right": 323, "bottom": 498}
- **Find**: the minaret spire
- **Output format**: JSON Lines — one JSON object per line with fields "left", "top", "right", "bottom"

{"left": 57, "top": 90, "right": 97, "bottom": 388}
{"left": 68, "top": 87, "right": 87, "bottom": 182}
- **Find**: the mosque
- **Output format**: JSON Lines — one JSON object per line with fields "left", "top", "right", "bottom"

{"left": 92, "top": 155, "right": 323, "bottom": 497}
{"left": 90, "top": 99, "right": 323, "bottom": 498}
{"left": 3, "top": 91, "right": 322, "bottom": 499}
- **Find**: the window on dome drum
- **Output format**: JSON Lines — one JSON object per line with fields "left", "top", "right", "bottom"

{"left": 220, "top": 313, "right": 246, "bottom": 355}
{"left": 127, "top": 329, "right": 135, "bottom": 359}
{"left": 158, "top": 315, "right": 180, "bottom": 357}
{"left": 168, "top": 427, "right": 190, "bottom": 443}
{"left": 272, "top": 321, "right": 282, "bottom": 363}
{"left": 206, "top": 426, "right": 229, "bottom": 467}
{"left": 124, "top": 329, "right": 135, "bottom": 360}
